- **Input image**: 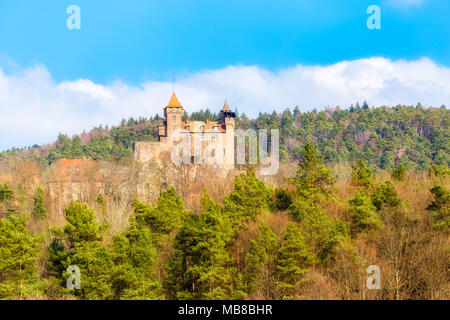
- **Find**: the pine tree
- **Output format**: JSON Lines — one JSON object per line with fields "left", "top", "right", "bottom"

{"left": 0, "top": 184, "right": 13, "bottom": 202}
{"left": 245, "top": 224, "right": 279, "bottom": 298}
{"left": 63, "top": 201, "right": 103, "bottom": 245}
{"left": 371, "top": 181, "right": 402, "bottom": 211}
{"left": 391, "top": 165, "right": 407, "bottom": 181}
{"left": 293, "top": 143, "right": 336, "bottom": 197}
{"left": 276, "top": 223, "right": 315, "bottom": 300}
{"left": 349, "top": 192, "right": 382, "bottom": 233}
{"left": 224, "top": 167, "right": 272, "bottom": 224}
{"left": 0, "top": 215, "right": 42, "bottom": 299}
{"left": 427, "top": 185, "right": 449, "bottom": 233}
{"left": 32, "top": 186, "right": 47, "bottom": 220}
{"left": 47, "top": 201, "right": 113, "bottom": 300}
{"left": 167, "top": 193, "right": 243, "bottom": 300}
{"left": 352, "top": 159, "right": 375, "bottom": 188}
{"left": 133, "top": 187, "right": 187, "bottom": 234}
{"left": 110, "top": 215, "right": 163, "bottom": 300}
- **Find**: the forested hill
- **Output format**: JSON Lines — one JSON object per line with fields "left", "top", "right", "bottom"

{"left": 2, "top": 104, "right": 449, "bottom": 170}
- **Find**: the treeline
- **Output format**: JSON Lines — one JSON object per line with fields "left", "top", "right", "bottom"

{"left": 1, "top": 104, "right": 448, "bottom": 170}
{"left": 0, "top": 144, "right": 448, "bottom": 300}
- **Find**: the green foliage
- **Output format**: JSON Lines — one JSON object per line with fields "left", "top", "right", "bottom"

{"left": 276, "top": 222, "right": 315, "bottom": 300}
{"left": 65, "top": 241, "right": 115, "bottom": 300}
{"left": 63, "top": 201, "right": 103, "bottom": 245}
{"left": 167, "top": 193, "right": 244, "bottom": 300}
{"left": 0, "top": 184, "right": 14, "bottom": 202}
{"left": 245, "top": 224, "right": 279, "bottom": 297}
{"left": 133, "top": 187, "right": 187, "bottom": 234}
{"left": 428, "top": 164, "right": 450, "bottom": 178}
{"left": 288, "top": 144, "right": 347, "bottom": 262}
{"left": 292, "top": 143, "right": 336, "bottom": 197}
{"left": 427, "top": 185, "right": 450, "bottom": 233}
{"left": 110, "top": 215, "right": 163, "bottom": 300}
{"left": 47, "top": 201, "right": 112, "bottom": 299}
{"left": 0, "top": 215, "right": 42, "bottom": 299}
{"left": 371, "top": 181, "right": 402, "bottom": 211}
{"left": 352, "top": 159, "right": 375, "bottom": 188}
{"left": 46, "top": 119, "right": 158, "bottom": 163}
{"left": 224, "top": 168, "right": 272, "bottom": 224}
{"left": 32, "top": 187, "right": 47, "bottom": 220}
{"left": 3, "top": 105, "right": 449, "bottom": 170}
{"left": 274, "top": 188, "right": 293, "bottom": 211}
{"left": 391, "top": 165, "right": 407, "bottom": 181}
{"left": 289, "top": 197, "right": 347, "bottom": 262}
{"left": 349, "top": 192, "right": 382, "bottom": 233}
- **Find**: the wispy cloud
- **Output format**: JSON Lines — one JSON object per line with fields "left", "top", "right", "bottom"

{"left": 1, "top": 57, "right": 449, "bottom": 151}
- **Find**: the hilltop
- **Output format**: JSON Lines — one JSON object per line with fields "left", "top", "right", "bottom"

{"left": 1, "top": 103, "right": 449, "bottom": 170}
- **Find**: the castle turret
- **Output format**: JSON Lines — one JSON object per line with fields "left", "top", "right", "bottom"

{"left": 221, "top": 101, "right": 236, "bottom": 166}
{"left": 221, "top": 100, "right": 236, "bottom": 131}
{"left": 164, "top": 92, "right": 184, "bottom": 139}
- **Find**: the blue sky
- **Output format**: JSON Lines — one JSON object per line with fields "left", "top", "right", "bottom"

{"left": 0, "top": 0, "right": 449, "bottom": 83}
{"left": 0, "top": 0, "right": 449, "bottom": 150}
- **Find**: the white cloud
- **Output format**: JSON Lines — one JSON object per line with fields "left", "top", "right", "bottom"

{"left": 0, "top": 57, "right": 449, "bottom": 151}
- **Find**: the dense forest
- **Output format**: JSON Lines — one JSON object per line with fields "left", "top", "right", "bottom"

{"left": 0, "top": 104, "right": 448, "bottom": 300}
{"left": 1, "top": 103, "right": 449, "bottom": 170}
{"left": 0, "top": 142, "right": 448, "bottom": 300}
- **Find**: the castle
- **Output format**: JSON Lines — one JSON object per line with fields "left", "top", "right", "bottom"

{"left": 134, "top": 92, "right": 236, "bottom": 168}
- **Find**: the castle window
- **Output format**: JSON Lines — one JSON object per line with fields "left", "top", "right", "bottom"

{"left": 173, "top": 116, "right": 176, "bottom": 120}
{"left": 185, "top": 126, "right": 190, "bottom": 130}
{"left": 212, "top": 135, "right": 217, "bottom": 142}
{"left": 200, "top": 135, "right": 205, "bottom": 141}
{"left": 213, "top": 126, "right": 219, "bottom": 131}
{"left": 200, "top": 126, "right": 205, "bottom": 131}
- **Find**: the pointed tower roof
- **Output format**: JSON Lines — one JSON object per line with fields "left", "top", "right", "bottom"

{"left": 165, "top": 92, "right": 182, "bottom": 109}
{"left": 222, "top": 100, "right": 231, "bottom": 112}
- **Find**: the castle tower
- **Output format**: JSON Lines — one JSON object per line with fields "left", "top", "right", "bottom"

{"left": 221, "top": 100, "right": 236, "bottom": 131}
{"left": 221, "top": 101, "right": 236, "bottom": 167}
{"left": 164, "top": 92, "right": 184, "bottom": 139}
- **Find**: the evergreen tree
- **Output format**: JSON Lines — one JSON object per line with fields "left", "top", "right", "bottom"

{"left": 133, "top": 187, "right": 187, "bottom": 234}
{"left": 245, "top": 224, "right": 279, "bottom": 298}
{"left": 224, "top": 168, "right": 272, "bottom": 225}
{"left": 276, "top": 223, "right": 315, "bottom": 300}
{"left": 371, "top": 181, "right": 402, "bottom": 211}
{"left": 167, "top": 193, "right": 244, "bottom": 300}
{"left": 110, "top": 215, "right": 163, "bottom": 299}
{"left": 292, "top": 143, "right": 336, "bottom": 197}
{"left": 47, "top": 202, "right": 113, "bottom": 300}
{"left": 391, "top": 165, "right": 407, "bottom": 181}
{"left": 352, "top": 159, "right": 375, "bottom": 188}
{"left": 32, "top": 186, "right": 47, "bottom": 220}
{"left": 0, "top": 184, "right": 13, "bottom": 202}
{"left": 426, "top": 185, "right": 449, "bottom": 233}
{"left": 349, "top": 192, "right": 382, "bottom": 233}
{"left": 0, "top": 215, "right": 42, "bottom": 299}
